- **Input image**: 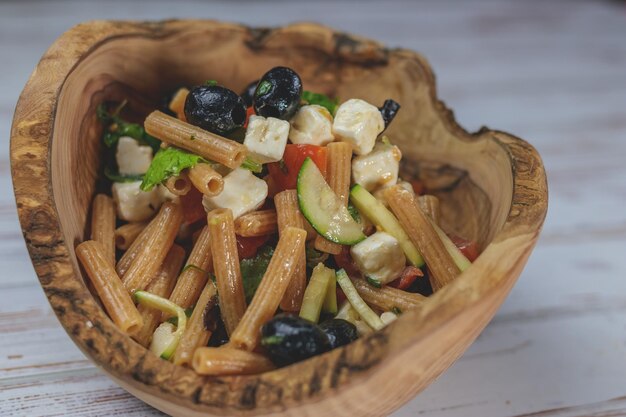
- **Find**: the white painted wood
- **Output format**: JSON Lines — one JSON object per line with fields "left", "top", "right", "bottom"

{"left": 1, "top": 1, "right": 625, "bottom": 416}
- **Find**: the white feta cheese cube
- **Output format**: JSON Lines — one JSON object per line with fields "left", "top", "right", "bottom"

{"left": 332, "top": 99, "right": 384, "bottom": 155}
{"left": 202, "top": 168, "right": 268, "bottom": 219}
{"left": 380, "top": 311, "right": 398, "bottom": 326}
{"left": 115, "top": 136, "right": 153, "bottom": 175}
{"left": 112, "top": 181, "right": 163, "bottom": 222}
{"left": 350, "top": 231, "right": 406, "bottom": 285}
{"left": 243, "top": 116, "right": 289, "bottom": 163}
{"left": 288, "top": 105, "right": 334, "bottom": 146}
{"left": 352, "top": 143, "right": 402, "bottom": 192}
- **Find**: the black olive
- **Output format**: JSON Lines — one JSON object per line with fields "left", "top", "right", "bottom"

{"left": 240, "top": 79, "right": 259, "bottom": 107}
{"left": 253, "top": 67, "right": 302, "bottom": 120}
{"left": 261, "top": 314, "right": 331, "bottom": 367}
{"left": 184, "top": 85, "right": 247, "bottom": 135}
{"left": 319, "top": 319, "right": 358, "bottom": 349}
{"left": 379, "top": 99, "right": 401, "bottom": 129}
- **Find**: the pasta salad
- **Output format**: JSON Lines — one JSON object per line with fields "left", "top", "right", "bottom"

{"left": 77, "top": 66, "right": 479, "bottom": 375}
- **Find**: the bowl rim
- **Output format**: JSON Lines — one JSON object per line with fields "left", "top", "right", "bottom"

{"left": 10, "top": 20, "right": 548, "bottom": 416}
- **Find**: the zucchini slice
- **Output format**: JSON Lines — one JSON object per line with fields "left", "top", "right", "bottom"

{"left": 297, "top": 157, "right": 365, "bottom": 245}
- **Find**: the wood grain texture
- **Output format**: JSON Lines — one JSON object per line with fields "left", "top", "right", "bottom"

{"left": 9, "top": 19, "right": 546, "bottom": 417}
{"left": 4, "top": 1, "right": 625, "bottom": 416}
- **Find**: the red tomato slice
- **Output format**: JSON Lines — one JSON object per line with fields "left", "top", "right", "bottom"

{"left": 409, "top": 179, "right": 425, "bottom": 195}
{"left": 243, "top": 106, "right": 255, "bottom": 129}
{"left": 449, "top": 235, "right": 480, "bottom": 262}
{"left": 237, "top": 234, "right": 269, "bottom": 260}
{"left": 267, "top": 144, "right": 327, "bottom": 191}
{"left": 389, "top": 266, "right": 424, "bottom": 290}
{"left": 179, "top": 186, "right": 206, "bottom": 224}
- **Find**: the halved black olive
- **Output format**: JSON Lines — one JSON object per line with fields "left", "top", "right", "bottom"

{"left": 379, "top": 99, "right": 401, "bottom": 129}
{"left": 261, "top": 314, "right": 331, "bottom": 367}
{"left": 240, "top": 79, "right": 259, "bottom": 107}
{"left": 184, "top": 85, "right": 247, "bottom": 135}
{"left": 320, "top": 319, "right": 358, "bottom": 349}
{"left": 253, "top": 67, "right": 302, "bottom": 120}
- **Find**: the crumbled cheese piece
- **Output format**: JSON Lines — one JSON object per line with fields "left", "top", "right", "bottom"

{"left": 115, "top": 136, "right": 153, "bottom": 175}
{"left": 332, "top": 99, "right": 384, "bottom": 155}
{"left": 243, "top": 115, "right": 289, "bottom": 163}
{"left": 350, "top": 232, "right": 406, "bottom": 285}
{"left": 112, "top": 181, "right": 163, "bottom": 222}
{"left": 380, "top": 311, "right": 398, "bottom": 326}
{"left": 288, "top": 105, "right": 334, "bottom": 146}
{"left": 202, "top": 168, "right": 268, "bottom": 219}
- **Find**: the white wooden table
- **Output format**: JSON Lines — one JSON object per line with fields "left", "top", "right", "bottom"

{"left": 2, "top": 1, "right": 626, "bottom": 416}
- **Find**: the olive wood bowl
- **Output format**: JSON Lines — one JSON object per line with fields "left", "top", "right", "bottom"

{"left": 10, "top": 20, "right": 548, "bottom": 417}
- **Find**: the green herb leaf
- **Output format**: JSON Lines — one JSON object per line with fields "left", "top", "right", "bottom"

{"left": 366, "top": 276, "right": 382, "bottom": 288}
{"left": 181, "top": 264, "right": 208, "bottom": 275}
{"left": 240, "top": 245, "right": 275, "bottom": 303}
{"left": 305, "top": 245, "right": 329, "bottom": 270}
{"left": 140, "top": 147, "right": 206, "bottom": 191}
{"left": 261, "top": 335, "right": 284, "bottom": 346}
{"left": 104, "top": 166, "right": 143, "bottom": 183}
{"left": 241, "top": 157, "right": 263, "bottom": 174}
{"left": 205, "top": 79, "right": 218, "bottom": 86}
{"left": 391, "top": 307, "right": 402, "bottom": 315}
{"left": 302, "top": 91, "right": 340, "bottom": 115}
{"left": 256, "top": 80, "right": 272, "bottom": 96}
{"left": 97, "top": 101, "right": 161, "bottom": 153}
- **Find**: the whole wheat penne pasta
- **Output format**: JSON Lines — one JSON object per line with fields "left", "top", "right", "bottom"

{"left": 230, "top": 227, "right": 306, "bottom": 350}
{"left": 315, "top": 142, "right": 352, "bottom": 255}
{"left": 192, "top": 347, "right": 274, "bottom": 376}
{"left": 234, "top": 209, "right": 277, "bottom": 237}
{"left": 114, "top": 222, "right": 147, "bottom": 251}
{"left": 116, "top": 221, "right": 156, "bottom": 277}
{"left": 418, "top": 195, "right": 441, "bottom": 226}
{"left": 173, "top": 283, "right": 218, "bottom": 366}
{"left": 91, "top": 194, "right": 116, "bottom": 265}
{"left": 133, "top": 244, "right": 186, "bottom": 347}
{"left": 121, "top": 202, "right": 183, "bottom": 293}
{"left": 350, "top": 277, "right": 426, "bottom": 313}
{"left": 207, "top": 209, "right": 247, "bottom": 335}
{"left": 168, "top": 87, "right": 189, "bottom": 122}
{"left": 144, "top": 111, "right": 247, "bottom": 169}
{"left": 274, "top": 190, "right": 307, "bottom": 312}
{"left": 169, "top": 225, "right": 213, "bottom": 310}
{"left": 385, "top": 186, "right": 460, "bottom": 291}
{"left": 164, "top": 173, "right": 191, "bottom": 196}
{"left": 76, "top": 240, "right": 143, "bottom": 334}
{"left": 188, "top": 163, "right": 224, "bottom": 196}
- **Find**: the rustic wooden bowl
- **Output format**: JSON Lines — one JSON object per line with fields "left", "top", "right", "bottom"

{"left": 10, "top": 20, "right": 547, "bottom": 416}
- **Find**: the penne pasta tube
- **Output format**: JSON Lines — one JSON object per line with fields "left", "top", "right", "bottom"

{"left": 274, "top": 190, "right": 307, "bottom": 312}
{"left": 207, "top": 209, "right": 247, "bottom": 336}
{"left": 132, "top": 244, "right": 186, "bottom": 347}
{"left": 168, "top": 87, "right": 189, "bottom": 122}
{"left": 188, "top": 163, "right": 224, "bottom": 196}
{"left": 418, "top": 195, "right": 441, "bottom": 226}
{"left": 350, "top": 277, "right": 426, "bottom": 313}
{"left": 164, "top": 173, "right": 191, "bottom": 196}
{"left": 114, "top": 222, "right": 147, "bottom": 251}
{"left": 315, "top": 142, "right": 352, "bottom": 255}
{"left": 192, "top": 347, "right": 274, "bottom": 376}
{"left": 173, "top": 282, "right": 218, "bottom": 366}
{"left": 230, "top": 227, "right": 306, "bottom": 351}
{"left": 234, "top": 209, "right": 278, "bottom": 237}
{"left": 169, "top": 225, "right": 213, "bottom": 310}
{"left": 144, "top": 111, "right": 247, "bottom": 169}
{"left": 121, "top": 202, "right": 183, "bottom": 294}
{"left": 384, "top": 186, "right": 460, "bottom": 291}
{"left": 91, "top": 194, "right": 116, "bottom": 265}
{"left": 76, "top": 240, "right": 143, "bottom": 334}
{"left": 116, "top": 221, "right": 156, "bottom": 278}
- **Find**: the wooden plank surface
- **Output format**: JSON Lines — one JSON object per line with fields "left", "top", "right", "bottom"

{"left": 1, "top": 0, "right": 625, "bottom": 416}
